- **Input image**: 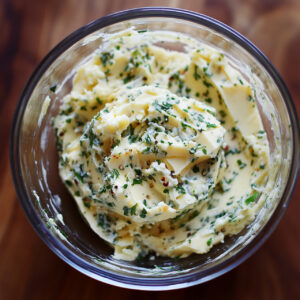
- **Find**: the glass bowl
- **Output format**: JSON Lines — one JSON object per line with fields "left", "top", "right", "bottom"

{"left": 10, "top": 7, "right": 299, "bottom": 290}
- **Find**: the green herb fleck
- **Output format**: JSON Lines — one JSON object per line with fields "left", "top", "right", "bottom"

{"left": 132, "top": 178, "right": 143, "bottom": 185}
{"left": 207, "top": 123, "right": 217, "bottom": 128}
{"left": 111, "top": 168, "right": 119, "bottom": 179}
{"left": 145, "top": 135, "right": 151, "bottom": 145}
{"left": 175, "top": 185, "right": 186, "bottom": 194}
{"left": 130, "top": 204, "right": 137, "bottom": 215}
{"left": 207, "top": 237, "right": 212, "bottom": 246}
{"left": 193, "top": 65, "right": 201, "bottom": 80}
{"left": 140, "top": 208, "right": 147, "bottom": 218}
{"left": 219, "top": 110, "right": 227, "bottom": 118}
{"left": 237, "top": 159, "right": 247, "bottom": 169}
{"left": 100, "top": 51, "right": 114, "bottom": 67}
{"left": 97, "top": 213, "right": 110, "bottom": 229}
{"left": 245, "top": 191, "right": 259, "bottom": 205}
{"left": 134, "top": 169, "right": 142, "bottom": 176}
{"left": 123, "top": 206, "right": 129, "bottom": 216}
{"left": 83, "top": 198, "right": 91, "bottom": 208}
{"left": 50, "top": 84, "right": 57, "bottom": 92}
{"left": 65, "top": 180, "right": 73, "bottom": 187}
{"left": 203, "top": 79, "right": 212, "bottom": 88}
{"left": 257, "top": 130, "right": 265, "bottom": 139}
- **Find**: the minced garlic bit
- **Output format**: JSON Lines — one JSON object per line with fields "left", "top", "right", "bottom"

{"left": 53, "top": 29, "right": 270, "bottom": 261}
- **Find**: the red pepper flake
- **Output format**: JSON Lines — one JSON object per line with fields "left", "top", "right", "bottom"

{"left": 163, "top": 182, "right": 169, "bottom": 187}
{"left": 223, "top": 145, "right": 229, "bottom": 151}
{"left": 74, "top": 179, "right": 78, "bottom": 186}
{"left": 161, "top": 177, "right": 166, "bottom": 182}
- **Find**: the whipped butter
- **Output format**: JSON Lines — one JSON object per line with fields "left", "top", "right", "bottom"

{"left": 53, "top": 29, "right": 270, "bottom": 260}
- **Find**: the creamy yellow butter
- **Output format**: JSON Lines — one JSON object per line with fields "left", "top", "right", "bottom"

{"left": 53, "top": 29, "right": 270, "bottom": 261}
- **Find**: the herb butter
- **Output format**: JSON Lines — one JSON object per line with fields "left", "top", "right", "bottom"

{"left": 53, "top": 29, "right": 270, "bottom": 261}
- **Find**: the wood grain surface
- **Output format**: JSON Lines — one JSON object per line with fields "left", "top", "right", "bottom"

{"left": 1, "top": 0, "right": 299, "bottom": 299}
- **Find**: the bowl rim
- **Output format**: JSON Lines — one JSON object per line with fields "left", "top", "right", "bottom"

{"left": 10, "top": 7, "right": 300, "bottom": 290}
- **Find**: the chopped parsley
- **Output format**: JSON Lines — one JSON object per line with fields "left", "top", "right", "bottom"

{"left": 207, "top": 123, "right": 217, "bottom": 128}
{"left": 50, "top": 84, "right": 57, "bottom": 92}
{"left": 72, "top": 164, "right": 88, "bottom": 183}
{"left": 130, "top": 204, "right": 137, "bottom": 215}
{"left": 100, "top": 51, "right": 114, "bottom": 67}
{"left": 145, "top": 135, "right": 151, "bottom": 145}
{"left": 257, "top": 130, "right": 265, "bottom": 139}
{"left": 154, "top": 100, "right": 173, "bottom": 112}
{"left": 245, "top": 191, "right": 259, "bottom": 205}
{"left": 175, "top": 185, "right": 186, "bottom": 194}
{"left": 97, "top": 213, "right": 110, "bottom": 229}
{"left": 238, "top": 78, "right": 244, "bottom": 85}
{"left": 237, "top": 159, "right": 247, "bottom": 169}
{"left": 123, "top": 206, "right": 130, "bottom": 216}
{"left": 134, "top": 169, "right": 142, "bottom": 176}
{"left": 140, "top": 208, "right": 147, "bottom": 218}
{"left": 111, "top": 168, "right": 119, "bottom": 180}
{"left": 203, "top": 79, "right": 212, "bottom": 88}
{"left": 65, "top": 180, "right": 73, "bottom": 187}
{"left": 193, "top": 65, "right": 201, "bottom": 80}
{"left": 98, "top": 184, "right": 112, "bottom": 194}
{"left": 132, "top": 178, "right": 143, "bottom": 185}
{"left": 181, "top": 122, "right": 192, "bottom": 130}
{"left": 83, "top": 198, "right": 90, "bottom": 208}
{"left": 219, "top": 110, "right": 227, "bottom": 118}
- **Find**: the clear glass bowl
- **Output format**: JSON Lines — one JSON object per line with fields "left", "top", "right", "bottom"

{"left": 10, "top": 8, "right": 299, "bottom": 290}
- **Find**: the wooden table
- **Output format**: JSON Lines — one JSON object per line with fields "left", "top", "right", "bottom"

{"left": 1, "top": 0, "right": 299, "bottom": 299}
